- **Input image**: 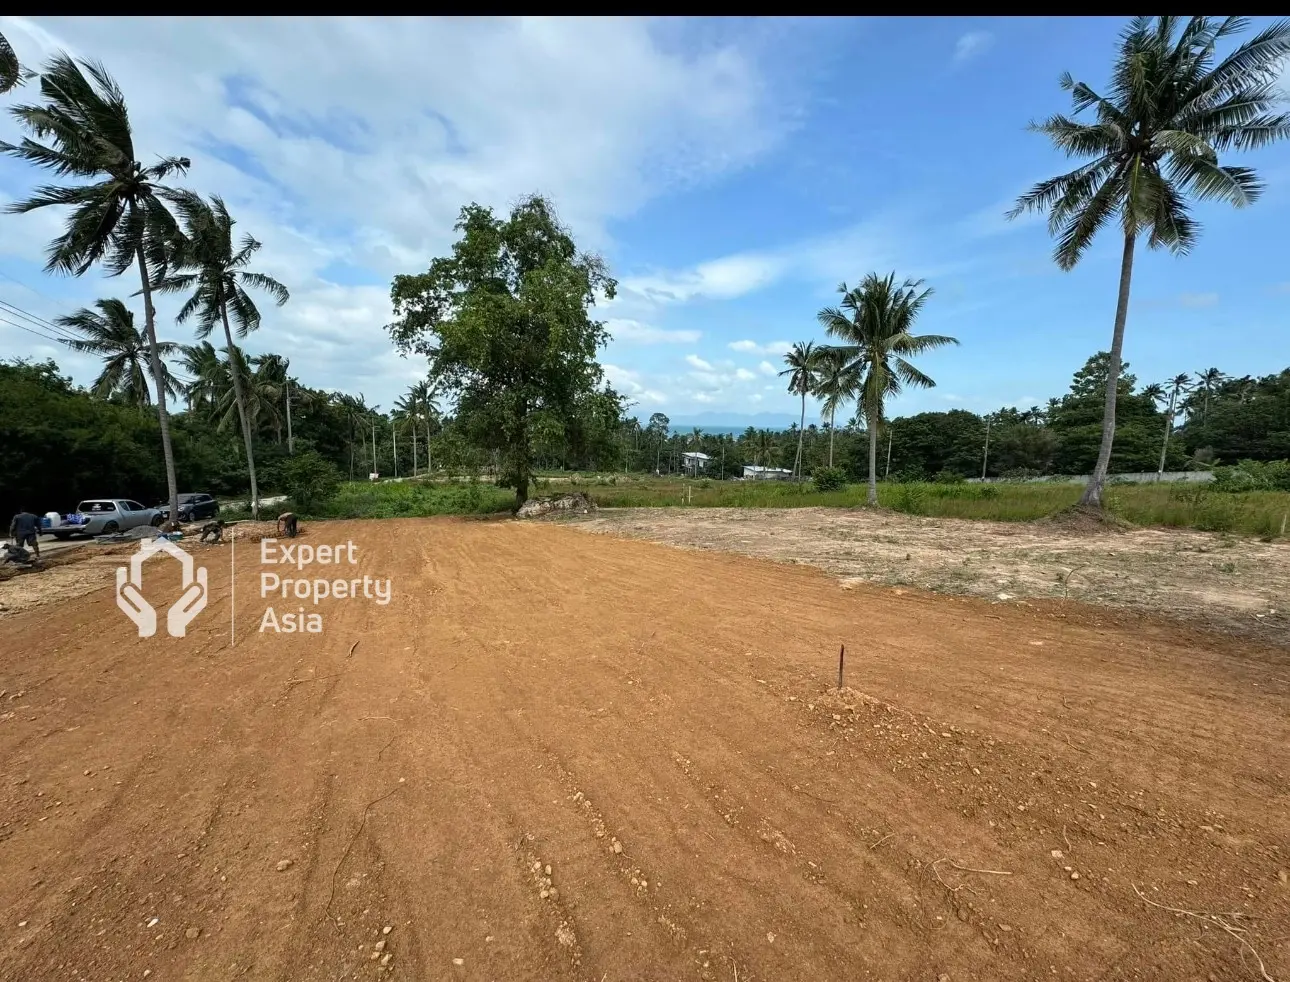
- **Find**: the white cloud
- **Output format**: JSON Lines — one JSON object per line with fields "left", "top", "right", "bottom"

{"left": 953, "top": 31, "right": 993, "bottom": 65}
{"left": 735, "top": 367, "right": 756, "bottom": 381}
{"left": 1179, "top": 292, "right": 1219, "bottom": 308}
{"left": 604, "top": 318, "right": 700, "bottom": 344}
{"left": 623, "top": 253, "right": 783, "bottom": 304}
{"left": 758, "top": 360, "right": 777, "bottom": 376}
{"left": 0, "top": 15, "right": 789, "bottom": 406}
{"left": 603, "top": 363, "right": 666, "bottom": 405}
{"left": 685, "top": 353, "right": 714, "bottom": 370}
{"left": 623, "top": 215, "right": 904, "bottom": 308}
{"left": 693, "top": 392, "right": 717, "bottom": 404}
{"left": 728, "top": 339, "right": 792, "bottom": 356}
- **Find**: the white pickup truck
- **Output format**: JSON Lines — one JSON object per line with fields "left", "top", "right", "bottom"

{"left": 43, "top": 499, "right": 165, "bottom": 540}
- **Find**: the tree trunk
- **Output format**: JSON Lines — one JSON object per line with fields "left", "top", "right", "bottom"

{"left": 828, "top": 406, "right": 836, "bottom": 467}
{"left": 219, "top": 303, "right": 260, "bottom": 520}
{"left": 866, "top": 413, "right": 879, "bottom": 506}
{"left": 795, "top": 391, "right": 806, "bottom": 480}
{"left": 1080, "top": 230, "right": 1136, "bottom": 508}
{"left": 1157, "top": 389, "right": 1176, "bottom": 480}
{"left": 412, "top": 422, "right": 418, "bottom": 477}
{"left": 135, "top": 243, "right": 180, "bottom": 525}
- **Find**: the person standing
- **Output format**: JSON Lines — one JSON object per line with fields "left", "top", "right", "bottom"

{"left": 8, "top": 507, "right": 40, "bottom": 560}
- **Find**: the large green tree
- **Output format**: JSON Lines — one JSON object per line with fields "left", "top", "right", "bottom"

{"left": 818, "top": 273, "right": 958, "bottom": 504}
{"left": 1009, "top": 16, "right": 1290, "bottom": 508}
{"left": 159, "top": 192, "right": 289, "bottom": 519}
{"left": 56, "top": 298, "right": 181, "bottom": 407}
{"left": 1, "top": 54, "right": 191, "bottom": 522}
{"left": 388, "top": 194, "right": 617, "bottom": 507}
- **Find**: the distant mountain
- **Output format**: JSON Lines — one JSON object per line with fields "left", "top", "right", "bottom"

{"left": 632, "top": 411, "right": 824, "bottom": 434}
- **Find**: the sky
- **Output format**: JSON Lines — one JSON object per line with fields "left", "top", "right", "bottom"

{"left": 1, "top": 16, "right": 1288, "bottom": 428}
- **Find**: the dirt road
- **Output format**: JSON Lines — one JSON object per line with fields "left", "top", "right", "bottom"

{"left": 2, "top": 518, "right": 1287, "bottom": 981}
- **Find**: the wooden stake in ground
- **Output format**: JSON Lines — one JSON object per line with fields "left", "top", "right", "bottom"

{"left": 837, "top": 644, "right": 846, "bottom": 689}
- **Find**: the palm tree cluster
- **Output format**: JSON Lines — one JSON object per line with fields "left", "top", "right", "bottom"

{"left": 1, "top": 53, "right": 289, "bottom": 519}
{"left": 779, "top": 274, "right": 957, "bottom": 504}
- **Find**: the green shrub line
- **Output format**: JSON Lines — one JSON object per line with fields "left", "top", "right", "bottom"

{"left": 216, "top": 472, "right": 1290, "bottom": 540}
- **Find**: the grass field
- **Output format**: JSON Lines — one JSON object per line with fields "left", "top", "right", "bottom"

{"left": 226, "top": 473, "right": 1290, "bottom": 538}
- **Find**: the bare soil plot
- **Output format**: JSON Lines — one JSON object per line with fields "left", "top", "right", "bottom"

{"left": 1, "top": 518, "right": 1287, "bottom": 981}
{"left": 575, "top": 506, "right": 1289, "bottom": 641}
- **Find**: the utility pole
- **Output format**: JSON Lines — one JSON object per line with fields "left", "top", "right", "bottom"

{"left": 720, "top": 442, "right": 725, "bottom": 481}
{"left": 392, "top": 419, "right": 398, "bottom": 478}
{"left": 371, "top": 419, "right": 378, "bottom": 477}
{"left": 885, "top": 426, "right": 894, "bottom": 479}
{"left": 285, "top": 378, "right": 294, "bottom": 454}
{"left": 981, "top": 416, "right": 991, "bottom": 480}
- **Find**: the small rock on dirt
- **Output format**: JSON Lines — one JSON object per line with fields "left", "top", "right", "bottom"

{"left": 382, "top": 925, "right": 392, "bottom": 935}
{"left": 612, "top": 841, "right": 622, "bottom": 854}
{"left": 275, "top": 859, "right": 293, "bottom": 871}
{"left": 185, "top": 927, "right": 200, "bottom": 939}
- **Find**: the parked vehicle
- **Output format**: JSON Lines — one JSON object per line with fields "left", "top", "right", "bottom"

{"left": 43, "top": 499, "right": 165, "bottom": 539}
{"left": 156, "top": 492, "right": 220, "bottom": 523}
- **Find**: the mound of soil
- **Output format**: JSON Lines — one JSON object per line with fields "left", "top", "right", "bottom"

{"left": 1037, "top": 503, "right": 1130, "bottom": 535}
{"left": 516, "top": 491, "right": 597, "bottom": 519}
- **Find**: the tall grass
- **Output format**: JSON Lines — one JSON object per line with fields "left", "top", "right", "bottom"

{"left": 308, "top": 480, "right": 512, "bottom": 519}
{"left": 233, "top": 472, "right": 1290, "bottom": 539}
{"left": 578, "top": 476, "right": 1289, "bottom": 538}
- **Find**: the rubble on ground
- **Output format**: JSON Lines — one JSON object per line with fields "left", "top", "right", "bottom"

{"left": 516, "top": 492, "right": 597, "bottom": 519}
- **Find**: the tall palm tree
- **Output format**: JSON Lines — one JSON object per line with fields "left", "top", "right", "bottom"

{"left": 814, "top": 349, "right": 861, "bottom": 467}
{"left": 393, "top": 389, "right": 422, "bottom": 476}
{"left": 754, "top": 429, "right": 777, "bottom": 470}
{"left": 56, "top": 298, "right": 181, "bottom": 406}
{"left": 415, "top": 380, "right": 441, "bottom": 475}
{"left": 819, "top": 273, "right": 957, "bottom": 505}
{"left": 1157, "top": 372, "right": 1192, "bottom": 479}
{"left": 1194, "top": 366, "right": 1227, "bottom": 421}
{"left": 2, "top": 54, "right": 191, "bottom": 521}
{"left": 1140, "top": 381, "right": 1167, "bottom": 406}
{"left": 249, "top": 353, "right": 288, "bottom": 443}
{"left": 158, "top": 193, "right": 289, "bottom": 518}
{"left": 180, "top": 340, "right": 227, "bottom": 415}
{"left": 779, "top": 341, "right": 821, "bottom": 480}
{"left": 1008, "top": 16, "right": 1290, "bottom": 508}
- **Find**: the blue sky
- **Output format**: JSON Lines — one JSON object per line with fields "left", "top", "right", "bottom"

{"left": 2, "top": 16, "right": 1288, "bottom": 426}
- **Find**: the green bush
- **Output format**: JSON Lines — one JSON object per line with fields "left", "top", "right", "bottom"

{"left": 933, "top": 469, "right": 967, "bottom": 484}
{"left": 812, "top": 467, "right": 848, "bottom": 492}
{"left": 280, "top": 450, "right": 341, "bottom": 513}
{"left": 1213, "top": 460, "right": 1290, "bottom": 493}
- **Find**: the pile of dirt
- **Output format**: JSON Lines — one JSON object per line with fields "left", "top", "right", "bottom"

{"left": 516, "top": 491, "right": 597, "bottom": 519}
{"left": 1037, "top": 503, "right": 1130, "bottom": 535}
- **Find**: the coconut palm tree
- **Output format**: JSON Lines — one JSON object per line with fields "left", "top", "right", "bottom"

{"left": 779, "top": 341, "right": 821, "bottom": 480}
{"left": 415, "top": 380, "right": 441, "bottom": 475}
{"left": 1193, "top": 367, "right": 1227, "bottom": 421}
{"left": 818, "top": 273, "right": 957, "bottom": 505}
{"left": 1140, "top": 381, "right": 1167, "bottom": 406}
{"left": 158, "top": 192, "right": 289, "bottom": 518}
{"left": 55, "top": 298, "right": 181, "bottom": 406}
{"left": 753, "top": 429, "right": 777, "bottom": 470}
{"left": 1, "top": 54, "right": 191, "bottom": 521}
{"left": 814, "top": 348, "right": 861, "bottom": 467}
{"left": 1008, "top": 16, "right": 1290, "bottom": 508}
{"left": 393, "top": 388, "right": 423, "bottom": 476}
{"left": 179, "top": 341, "right": 227, "bottom": 415}
{"left": 1156, "top": 372, "right": 1192, "bottom": 479}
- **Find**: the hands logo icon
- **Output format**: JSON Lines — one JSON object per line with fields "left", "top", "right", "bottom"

{"left": 115, "top": 537, "right": 209, "bottom": 638}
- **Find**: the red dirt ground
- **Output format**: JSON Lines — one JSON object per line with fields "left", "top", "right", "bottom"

{"left": 1, "top": 518, "right": 1287, "bottom": 981}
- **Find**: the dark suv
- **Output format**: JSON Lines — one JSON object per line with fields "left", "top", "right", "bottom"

{"left": 157, "top": 492, "right": 220, "bottom": 523}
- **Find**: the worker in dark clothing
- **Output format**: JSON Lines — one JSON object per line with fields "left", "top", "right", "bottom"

{"left": 8, "top": 508, "right": 40, "bottom": 560}
{"left": 277, "top": 512, "right": 299, "bottom": 538}
{"left": 199, "top": 520, "right": 224, "bottom": 543}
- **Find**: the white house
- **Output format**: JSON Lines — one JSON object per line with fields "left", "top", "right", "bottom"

{"left": 741, "top": 464, "right": 793, "bottom": 481}
{"left": 680, "top": 452, "right": 711, "bottom": 477}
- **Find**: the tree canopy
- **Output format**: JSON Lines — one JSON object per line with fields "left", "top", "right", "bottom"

{"left": 387, "top": 194, "right": 618, "bottom": 507}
